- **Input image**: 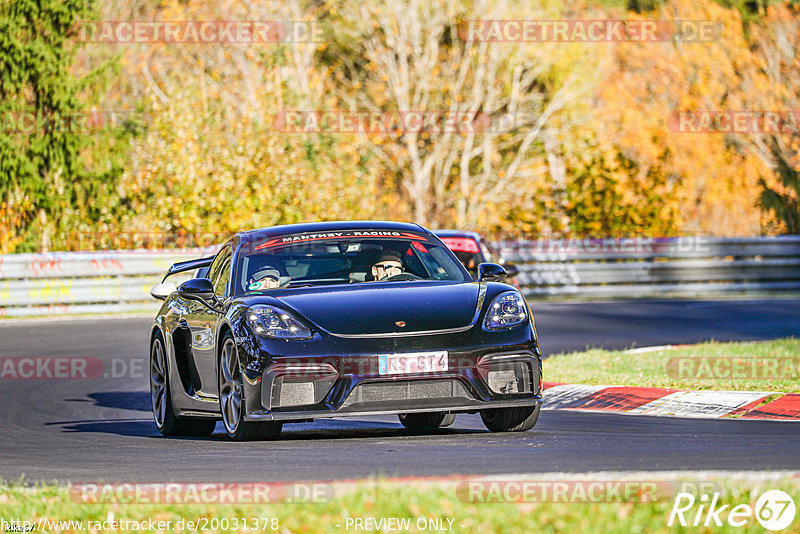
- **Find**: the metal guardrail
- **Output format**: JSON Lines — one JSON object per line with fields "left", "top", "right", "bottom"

{"left": 498, "top": 236, "right": 800, "bottom": 297}
{"left": 0, "top": 251, "right": 200, "bottom": 317}
{"left": 0, "top": 237, "right": 798, "bottom": 316}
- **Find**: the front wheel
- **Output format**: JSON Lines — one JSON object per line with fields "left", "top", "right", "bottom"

{"left": 398, "top": 412, "right": 456, "bottom": 430}
{"left": 218, "top": 333, "right": 282, "bottom": 441}
{"left": 480, "top": 405, "right": 540, "bottom": 432}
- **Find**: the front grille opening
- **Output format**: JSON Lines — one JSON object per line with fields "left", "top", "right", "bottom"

{"left": 340, "top": 379, "right": 472, "bottom": 409}
{"left": 270, "top": 377, "right": 336, "bottom": 408}
{"left": 485, "top": 361, "right": 533, "bottom": 395}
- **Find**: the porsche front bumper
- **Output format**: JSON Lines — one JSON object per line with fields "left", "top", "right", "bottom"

{"left": 243, "top": 351, "right": 542, "bottom": 422}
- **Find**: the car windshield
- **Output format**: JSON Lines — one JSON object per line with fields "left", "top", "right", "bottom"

{"left": 236, "top": 230, "right": 471, "bottom": 293}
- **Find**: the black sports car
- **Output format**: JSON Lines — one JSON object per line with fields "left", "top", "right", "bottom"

{"left": 150, "top": 221, "right": 542, "bottom": 440}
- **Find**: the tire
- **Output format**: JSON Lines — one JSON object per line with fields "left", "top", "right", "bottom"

{"left": 218, "top": 332, "right": 282, "bottom": 441}
{"left": 480, "top": 405, "right": 540, "bottom": 433}
{"left": 398, "top": 412, "right": 456, "bottom": 429}
{"left": 150, "top": 331, "right": 216, "bottom": 437}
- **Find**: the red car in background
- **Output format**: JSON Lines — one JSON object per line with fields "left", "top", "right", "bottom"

{"left": 433, "top": 230, "right": 520, "bottom": 286}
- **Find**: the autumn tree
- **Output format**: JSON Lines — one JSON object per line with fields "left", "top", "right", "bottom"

{"left": 591, "top": 0, "right": 766, "bottom": 236}
{"left": 5, "top": 0, "right": 797, "bottom": 252}
{"left": 742, "top": 4, "right": 800, "bottom": 233}
{"left": 329, "top": 0, "right": 599, "bottom": 228}
{"left": 95, "top": 0, "right": 385, "bottom": 242}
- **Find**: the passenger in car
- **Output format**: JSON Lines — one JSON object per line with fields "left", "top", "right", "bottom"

{"left": 247, "top": 267, "right": 283, "bottom": 290}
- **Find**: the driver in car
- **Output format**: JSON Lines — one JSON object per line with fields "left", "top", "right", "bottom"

{"left": 247, "top": 267, "right": 283, "bottom": 290}
{"left": 371, "top": 251, "right": 404, "bottom": 281}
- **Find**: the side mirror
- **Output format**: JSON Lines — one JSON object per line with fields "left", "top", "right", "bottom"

{"left": 177, "top": 278, "right": 215, "bottom": 301}
{"left": 502, "top": 262, "right": 520, "bottom": 278}
{"left": 150, "top": 280, "right": 177, "bottom": 300}
{"left": 478, "top": 263, "right": 507, "bottom": 282}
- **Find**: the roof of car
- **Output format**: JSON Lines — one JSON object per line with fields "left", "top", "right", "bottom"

{"left": 237, "top": 220, "right": 431, "bottom": 245}
{"left": 432, "top": 229, "right": 483, "bottom": 242}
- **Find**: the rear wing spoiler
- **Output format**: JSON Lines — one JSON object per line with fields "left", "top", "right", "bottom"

{"left": 162, "top": 256, "right": 215, "bottom": 282}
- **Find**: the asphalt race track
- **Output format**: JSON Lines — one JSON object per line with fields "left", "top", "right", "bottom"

{"left": 1, "top": 298, "right": 799, "bottom": 483}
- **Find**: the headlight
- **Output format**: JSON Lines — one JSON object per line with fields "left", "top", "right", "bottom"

{"left": 247, "top": 305, "right": 312, "bottom": 339}
{"left": 483, "top": 291, "right": 528, "bottom": 330}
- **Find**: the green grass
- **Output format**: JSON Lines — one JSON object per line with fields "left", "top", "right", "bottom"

{"left": 545, "top": 339, "right": 800, "bottom": 392}
{"left": 2, "top": 478, "right": 799, "bottom": 533}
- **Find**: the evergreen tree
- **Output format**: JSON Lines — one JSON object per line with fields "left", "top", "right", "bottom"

{"left": 0, "top": 0, "right": 94, "bottom": 251}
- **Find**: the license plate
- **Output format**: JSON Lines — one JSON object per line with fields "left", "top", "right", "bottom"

{"left": 378, "top": 351, "right": 448, "bottom": 375}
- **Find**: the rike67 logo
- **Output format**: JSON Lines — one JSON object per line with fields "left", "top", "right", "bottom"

{"left": 668, "top": 489, "right": 796, "bottom": 530}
